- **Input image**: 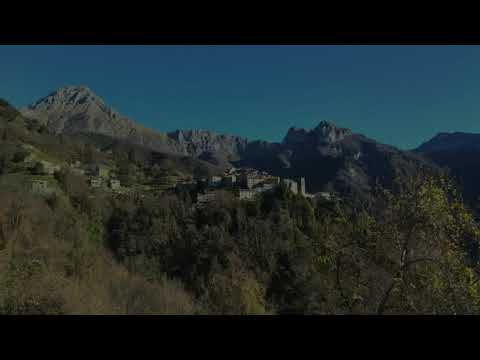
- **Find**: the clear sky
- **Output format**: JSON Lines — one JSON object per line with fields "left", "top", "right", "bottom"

{"left": 1, "top": 45, "right": 480, "bottom": 149}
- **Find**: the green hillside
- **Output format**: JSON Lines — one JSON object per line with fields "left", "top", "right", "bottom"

{"left": 1, "top": 99, "right": 480, "bottom": 314}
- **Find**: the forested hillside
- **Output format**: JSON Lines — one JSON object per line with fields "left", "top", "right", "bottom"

{"left": 1, "top": 99, "right": 480, "bottom": 314}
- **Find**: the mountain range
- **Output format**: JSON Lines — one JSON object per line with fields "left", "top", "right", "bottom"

{"left": 21, "top": 85, "right": 480, "bottom": 201}
{"left": 21, "top": 86, "right": 249, "bottom": 159}
{"left": 415, "top": 132, "right": 480, "bottom": 205}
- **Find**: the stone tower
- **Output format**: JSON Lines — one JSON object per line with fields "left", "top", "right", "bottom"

{"left": 299, "top": 177, "right": 306, "bottom": 196}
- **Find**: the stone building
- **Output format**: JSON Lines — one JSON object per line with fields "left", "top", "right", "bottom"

{"left": 90, "top": 164, "right": 110, "bottom": 179}
{"left": 278, "top": 177, "right": 306, "bottom": 196}
{"left": 299, "top": 177, "right": 306, "bottom": 196}
{"left": 238, "top": 189, "right": 257, "bottom": 201}
{"left": 255, "top": 183, "right": 275, "bottom": 193}
{"left": 109, "top": 179, "right": 121, "bottom": 190}
{"left": 31, "top": 179, "right": 52, "bottom": 195}
{"left": 72, "top": 168, "right": 86, "bottom": 176}
{"left": 90, "top": 178, "right": 103, "bottom": 188}
{"left": 239, "top": 173, "right": 264, "bottom": 189}
{"left": 38, "top": 160, "right": 61, "bottom": 175}
{"left": 209, "top": 175, "right": 222, "bottom": 186}
{"left": 317, "top": 192, "right": 333, "bottom": 201}
{"left": 282, "top": 179, "right": 298, "bottom": 194}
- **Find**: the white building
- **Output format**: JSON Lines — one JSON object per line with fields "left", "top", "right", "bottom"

{"left": 238, "top": 189, "right": 256, "bottom": 201}
{"left": 209, "top": 176, "right": 222, "bottom": 186}
{"left": 282, "top": 179, "right": 298, "bottom": 194}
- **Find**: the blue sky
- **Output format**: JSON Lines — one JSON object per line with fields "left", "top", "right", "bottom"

{"left": 1, "top": 45, "right": 480, "bottom": 149}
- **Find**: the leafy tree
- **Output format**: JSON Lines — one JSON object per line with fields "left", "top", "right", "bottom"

{"left": 31, "top": 161, "right": 45, "bottom": 175}
{"left": 12, "top": 150, "right": 28, "bottom": 163}
{"left": 0, "top": 155, "right": 6, "bottom": 175}
{"left": 370, "top": 173, "right": 480, "bottom": 314}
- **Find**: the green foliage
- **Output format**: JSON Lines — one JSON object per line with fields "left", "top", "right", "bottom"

{"left": 0, "top": 155, "right": 5, "bottom": 175}
{"left": 0, "top": 189, "right": 197, "bottom": 315}
{"left": 2, "top": 99, "right": 480, "bottom": 314}
{"left": 0, "top": 254, "right": 68, "bottom": 315}
{"left": 31, "top": 161, "right": 45, "bottom": 175}
{"left": 206, "top": 267, "right": 269, "bottom": 315}
{"left": 54, "top": 167, "right": 89, "bottom": 198}
{"left": 98, "top": 171, "right": 480, "bottom": 314}
{"left": 12, "top": 150, "right": 28, "bottom": 163}
{"left": 2, "top": 158, "right": 480, "bottom": 315}
{"left": 0, "top": 99, "right": 20, "bottom": 122}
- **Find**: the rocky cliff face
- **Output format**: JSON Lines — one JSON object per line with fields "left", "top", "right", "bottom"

{"left": 23, "top": 86, "right": 129, "bottom": 134}
{"left": 167, "top": 129, "right": 248, "bottom": 159}
{"left": 283, "top": 121, "right": 352, "bottom": 148}
{"left": 282, "top": 121, "right": 354, "bottom": 157}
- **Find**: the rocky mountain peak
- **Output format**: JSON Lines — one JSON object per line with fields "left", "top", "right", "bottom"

{"left": 29, "top": 85, "right": 101, "bottom": 109}
{"left": 283, "top": 127, "right": 309, "bottom": 146}
{"left": 313, "top": 121, "right": 352, "bottom": 143}
{"left": 21, "top": 85, "right": 122, "bottom": 134}
{"left": 168, "top": 129, "right": 249, "bottom": 158}
{"left": 283, "top": 121, "right": 352, "bottom": 146}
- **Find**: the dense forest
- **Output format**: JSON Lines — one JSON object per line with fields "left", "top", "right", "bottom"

{"left": 1, "top": 99, "right": 480, "bottom": 314}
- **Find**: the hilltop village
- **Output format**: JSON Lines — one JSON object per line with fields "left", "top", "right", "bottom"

{"left": 0, "top": 117, "right": 333, "bottom": 207}
{"left": 29, "top": 161, "right": 121, "bottom": 195}
{"left": 23, "top": 151, "right": 329, "bottom": 206}
{"left": 182, "top": 167, "right": 315, "bottom": 208}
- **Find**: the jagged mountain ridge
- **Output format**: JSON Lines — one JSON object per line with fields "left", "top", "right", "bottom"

{"left": 1, "top": 97, "right": 224, "bottom": 182}
{"left": 22, "top": 86, "right": 435, "bottom": 196}
{"left": 237, "top": 121, "right": 432, "bottom": 195}
{"left": 21, "top": 86, "right": 249, "bottom": 159}
{"left": 168, "top": 129, "right": 248, "bottom": 160}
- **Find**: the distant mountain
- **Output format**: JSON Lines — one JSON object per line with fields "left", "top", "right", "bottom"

{"left": 22, "top": 86, "right": 435, "bottom": 198}
{"left": 168, "top": 129, "right": 248, "bottom": 160}
{"left": 21, "top": 86, "right": 177, "bottom": 153}
{"left": 416, "top": 132, "right": 480, "bottom": 153}
{"left": 2, "top": 97, "right": 223, "bottom": 181}
{"left": 415, "top": 132, "right": 480, "bottom": 205}
{"left": 239, "top": 121, "right": 432, "bottom": 196}
{"left": 21, "top": 86, "right": 249, "bottom": 159}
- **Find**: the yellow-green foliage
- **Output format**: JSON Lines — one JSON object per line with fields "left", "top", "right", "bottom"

{"left": 360, "top": 174, "right": 480, "bottom": 314}
{"left": 3, "top": 105, "right": 480, "bottom": 315}
{"left": 207, "top": 268, "right": 269, "bottom": 315}
{"left": 0, "top": 190, "right": 197, "bottom": 315}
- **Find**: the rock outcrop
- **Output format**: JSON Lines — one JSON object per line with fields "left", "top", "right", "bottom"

{"left": 167, "top": 129, "right": 248, "bottom": 159}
